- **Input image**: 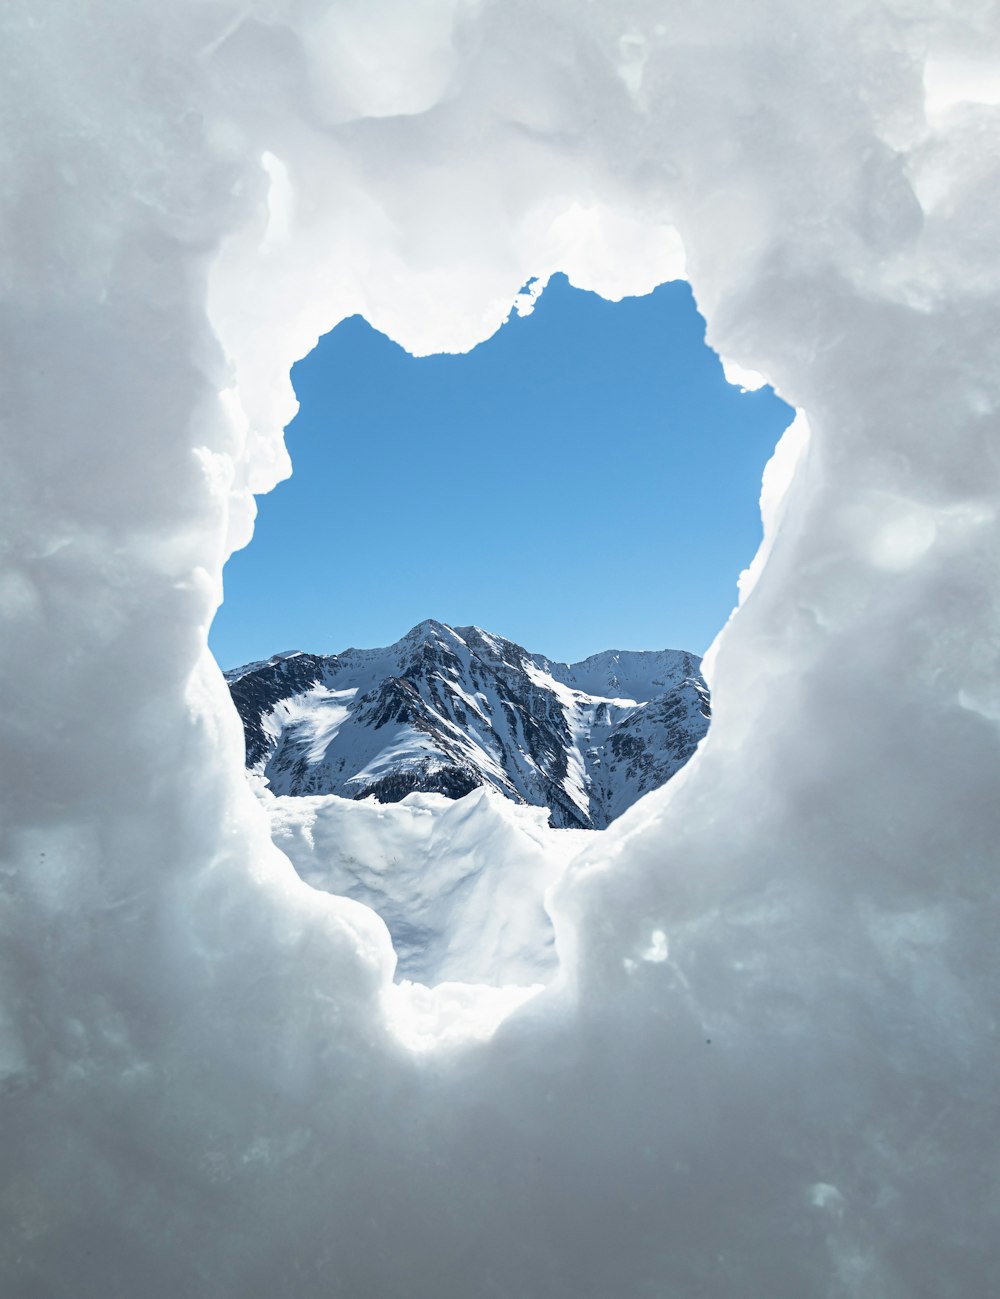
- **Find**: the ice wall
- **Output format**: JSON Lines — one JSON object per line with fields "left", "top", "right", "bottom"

{"left": 2, "top": 2, "right": 999, "bottom": 1295}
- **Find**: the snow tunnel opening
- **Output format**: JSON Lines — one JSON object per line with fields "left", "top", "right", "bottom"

{"left": 211, "top": 270, "right": 796, "bottom": 1034}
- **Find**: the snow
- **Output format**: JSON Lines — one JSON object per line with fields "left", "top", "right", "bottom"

{"left": 267, "top": 685, "right": 357, "bottom": 763}
{"left": 384, "top": 976, "right": 545, "bottom": 1054}
{"left": 266, "top": 784, "right": 588, "bottom": 985}
{"left": 539, "top": 646, "right": 700, "bottom": 704}
{"left": 3, "top": 2, "right": 1000, "bottom": 1296}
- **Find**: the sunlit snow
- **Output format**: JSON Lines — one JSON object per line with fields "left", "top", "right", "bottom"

{"left": 266, "top": 784, "right": 587, "bottom": 985}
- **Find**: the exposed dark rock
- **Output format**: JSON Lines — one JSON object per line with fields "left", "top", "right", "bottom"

{"left": 226, "top": 622, "right": 710, "bottom": 828}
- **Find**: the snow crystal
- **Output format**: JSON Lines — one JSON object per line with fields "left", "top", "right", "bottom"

{"left": 2, "top": 0, "right": 999, "bottom": 1295}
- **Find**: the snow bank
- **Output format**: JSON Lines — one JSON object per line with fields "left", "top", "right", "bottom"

{"left": 2, "top": 1, "right": 999, "bottom": 1295}
{"left": 265, "top": 785, "right": 587, "bottom": 985}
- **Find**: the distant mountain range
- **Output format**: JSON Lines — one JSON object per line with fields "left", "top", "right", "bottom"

{"left": 226, "top": 620, "right": 710, "bottom": 830}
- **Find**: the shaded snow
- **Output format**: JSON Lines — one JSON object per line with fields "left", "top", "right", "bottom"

{"left": 3, "top": 3, "right": 999, "bottom": 1297}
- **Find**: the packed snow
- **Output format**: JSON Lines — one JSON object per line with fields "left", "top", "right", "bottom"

{"left": 2, "top": 2, "right": 999, "bottom": 1297}
{"left": 264, "top": 783, "right": 588, "bottom": 985}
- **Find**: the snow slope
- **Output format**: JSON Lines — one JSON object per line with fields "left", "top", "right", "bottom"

{"left": 265, "top": 784, "right": 589, "bottom": 985}
{"left": 227, "top": 620, "right": 710, "bottom": 828}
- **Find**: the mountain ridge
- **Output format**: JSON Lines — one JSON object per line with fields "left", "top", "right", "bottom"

{"left": 226, "top": 620, "right": 710, "bottom": 829}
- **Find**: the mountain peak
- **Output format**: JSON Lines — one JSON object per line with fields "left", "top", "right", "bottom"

{"left": 402, "top": 618, "right": 453, "bottom": 640}
{"left": 227, "top": 622, "right": 709, "bottom": 828}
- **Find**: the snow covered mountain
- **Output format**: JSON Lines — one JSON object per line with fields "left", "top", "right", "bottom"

{"left": 226, "top": 620, "right": 710, "bottom": 830}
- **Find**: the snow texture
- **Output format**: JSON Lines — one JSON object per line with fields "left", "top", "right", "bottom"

{"left": 264, "top": 784, "right": 588, "bottom": 985}
{"left": 228, "top": 620, "right": 709, "bottom": 828}
{"left": 2, "top": 3, "right": 1000, "bottom": 1297}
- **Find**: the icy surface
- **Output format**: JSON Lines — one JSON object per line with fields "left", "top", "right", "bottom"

{"left": 3, "top": 2, "right": 1000, "bottom": 1296}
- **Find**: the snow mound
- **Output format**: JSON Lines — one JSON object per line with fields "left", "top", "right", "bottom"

{"left": 265, "top": 784, "right": 589, "bottom": 985}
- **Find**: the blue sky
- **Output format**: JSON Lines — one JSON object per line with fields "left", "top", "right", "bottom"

{"left": 210, "top": 275, "right": 794, "bottom": 669}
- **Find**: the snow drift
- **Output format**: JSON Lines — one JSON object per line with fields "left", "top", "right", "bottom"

{"left": 264, "top": 784, "right": 587, "bottom": 984}
{"left": 2, "top": 1, "right": 999, "bottom": 1296}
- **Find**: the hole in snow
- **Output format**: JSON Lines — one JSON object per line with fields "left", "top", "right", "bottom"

{"left": 212, "top": 274, "right": 793, "bottom": 1033}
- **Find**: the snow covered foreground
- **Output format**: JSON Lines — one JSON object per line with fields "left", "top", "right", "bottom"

{"left": 3, "top": 2, "right": 1000, "bottom": 1297}
{"left": 265, "top": 783, "right": 589, "bottom": 985}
